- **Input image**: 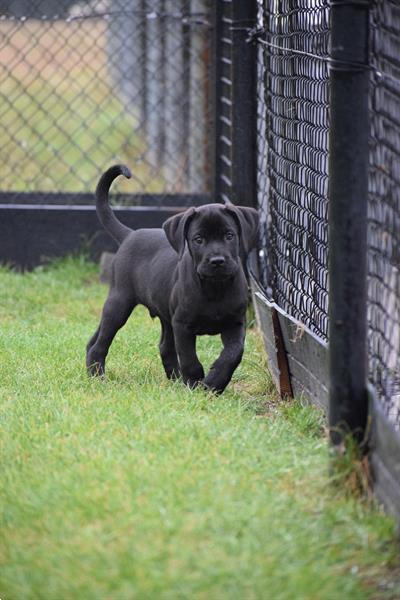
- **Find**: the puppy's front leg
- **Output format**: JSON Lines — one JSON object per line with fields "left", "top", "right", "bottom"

{"left": 173, "top": 321, "right": 204, "bottom": 388}
{"left": 203, "top": 325, "right": 245, "bottom": 394}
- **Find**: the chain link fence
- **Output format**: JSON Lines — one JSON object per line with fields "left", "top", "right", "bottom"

{"left": 368, "top": 0, "right": 400, "bottom": 427}
{"left": 0, "top": 0, "right": 212, "bottom": 202}
{"left": 255, "top": 0, "right": 330, "bottom": 341}
{"left": 253, "top": 0, "right": 399, "bottom": 430}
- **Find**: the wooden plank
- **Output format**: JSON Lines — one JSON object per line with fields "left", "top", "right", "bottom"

{"left": 250, "top": 278, "right": 292, "bottom": 398}
{"left": 249, "top": 266, "right": 328, "bottom": 410}
{"left": 251, "top": 282, "right": 280, "bottom": 391}
{"left": 369, "top": 389, "right": 400, "bottom": 522}
{"left": 272, "top": 306, "right": 293, "bottom": 397}
{"left": 277, "top": 311, "right": 329, "bottom": 412}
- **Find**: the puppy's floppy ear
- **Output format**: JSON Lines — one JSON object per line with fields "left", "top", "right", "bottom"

{"left": 163, "top": 208, "right": 196, "bottom": 258}
{"left": 224, "top": 204, "right": 259, "bottom": 255}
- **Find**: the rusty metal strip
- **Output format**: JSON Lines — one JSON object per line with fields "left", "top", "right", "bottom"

{"left": 271, "top": 307, "right": 293, "bottom": 398}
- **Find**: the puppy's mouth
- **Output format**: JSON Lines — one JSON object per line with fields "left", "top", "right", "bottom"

{"left": 199, "top": 272, "right": 233, "bottom": 282}
{"left": 197, "top": 264, "right": 238, "bottom": 282}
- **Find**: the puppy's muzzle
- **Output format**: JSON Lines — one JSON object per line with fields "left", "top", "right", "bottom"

{"left": 198, "top": 255, "right": 238, "bottom": 280}
{"left": 209, "top": 255, "right": 226, "bottom": 268}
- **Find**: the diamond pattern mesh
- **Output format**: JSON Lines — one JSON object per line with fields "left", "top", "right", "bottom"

{"left": 253, "top": 0, "right": 400, "bottom": 428}
{"left": 368, "top": 0, "right": 400, "bottom": 427}
{"left": 255, "top": 0, "right": 330, "bottom": 340}
{"left": 0, "top": 0, "right": 212, "bottom": 201}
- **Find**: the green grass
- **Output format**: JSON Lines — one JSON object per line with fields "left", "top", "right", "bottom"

{"left": 0, "top": 258, "right": 399, "bottom": 599}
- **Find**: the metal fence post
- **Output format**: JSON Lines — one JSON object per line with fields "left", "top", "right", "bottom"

{"left": 212, "top": 0, "right": 257, "bottom": 207}
{"left": 230, "top": 0, "right": 257, "bottom": 208}
{"left": 328, "top": 0, "right": 370, "bottom": 445}
{"left": 211, "top": 0, "right": 233, "bottom": 204}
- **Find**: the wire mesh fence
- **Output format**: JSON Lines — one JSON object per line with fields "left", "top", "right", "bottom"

{"left": 368, "top": 0, "right": 400, "bottom": 427}
{"left": 254, "top": 0, "right": 330, "bottom": 341}
{"left": 253, "top": 0, "right": 399, "bottom": 430}
{"left": 0, "top": 0, "right": 212, "bottom": 202}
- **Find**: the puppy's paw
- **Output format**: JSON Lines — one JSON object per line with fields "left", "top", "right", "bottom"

{"left": 165, "top": 367, "right": 181, "bottom": 381}
{"left": 87, "top": 360, "right": 105, "bottom": 377}
{"left": 202, "top": 373, "right": 227, "bottom": 395}
{"left": 182, "top": 364, "right": 205, "bottom": 389}
{"left": 201, "top": 382, "right": 224, "bottom": 395}
{"left": 184, "top": 377, "right": 202, "bottom": 390}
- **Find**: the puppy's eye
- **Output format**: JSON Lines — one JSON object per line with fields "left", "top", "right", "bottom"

{"left": 193, "top": 235, "right": 204, "bottom": 245}
{"left": 225, "top": 231, "right": 234, "bottom": 241}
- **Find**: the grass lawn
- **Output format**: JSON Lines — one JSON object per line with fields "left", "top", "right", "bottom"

{"left": 0, "top": 257, "right": 399, "bottom": 599}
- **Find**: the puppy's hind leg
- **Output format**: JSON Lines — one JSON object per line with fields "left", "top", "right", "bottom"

{"left": 86, "top": 290, "right": 136, "bottom": 376}
{"left": 159, "top": 320, "right": 180, "bottom": 380}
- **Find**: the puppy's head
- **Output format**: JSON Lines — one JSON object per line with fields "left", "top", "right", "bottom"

{"left": 163, "top": 204, "right": 259, "bottom": 281}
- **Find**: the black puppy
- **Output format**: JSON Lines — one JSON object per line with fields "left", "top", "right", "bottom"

{"left": 86, "top": 165, "right": 259, "bottom": 393}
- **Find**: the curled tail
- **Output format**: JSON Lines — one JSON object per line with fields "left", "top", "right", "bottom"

{"left": 95, "top": 164, "right": 132, "bottom": 244}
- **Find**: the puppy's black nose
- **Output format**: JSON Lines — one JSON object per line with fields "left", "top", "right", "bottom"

{"left": 209, "top": 256, "right": 226, "bottom": 267}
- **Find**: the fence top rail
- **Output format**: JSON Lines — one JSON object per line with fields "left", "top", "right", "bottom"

{"left": 0, "top": 8, "right": 211, "bottom": 26}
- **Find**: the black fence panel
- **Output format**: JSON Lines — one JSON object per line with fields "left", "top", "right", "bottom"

{"left": 368, "top": 0, "right": 400, "bottom": 429}
{"left": 223, "top": 0, "right": 400, "bottom": 519}
{"left": 250, "top": 0, "right": 400, "bottom": 436}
